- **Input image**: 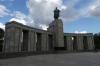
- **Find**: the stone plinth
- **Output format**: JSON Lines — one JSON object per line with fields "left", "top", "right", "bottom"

{"left": 47, "top": 19, "right": 64, "bottom": 50}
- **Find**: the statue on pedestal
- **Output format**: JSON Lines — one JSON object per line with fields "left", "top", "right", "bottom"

{"left": 53, "top": 7, "right": 61, "bottom": 19}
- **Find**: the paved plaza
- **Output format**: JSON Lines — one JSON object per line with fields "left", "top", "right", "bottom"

{"left": 0, "top": 52, "right": 100, "bottom": 66}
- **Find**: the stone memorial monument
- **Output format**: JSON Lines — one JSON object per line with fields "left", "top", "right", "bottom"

{"left": 2, "top": 7, "right": 95, "bottom": 52}
{"left": 47, "top": 7, "right": 64, "bottom": 50}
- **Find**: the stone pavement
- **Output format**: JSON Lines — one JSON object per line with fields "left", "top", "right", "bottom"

{"left": 0, "top": 52, "right": 100, "bottom": 66}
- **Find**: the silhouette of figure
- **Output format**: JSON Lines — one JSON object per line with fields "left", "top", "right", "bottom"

{"left": 53, "top": 7, "right": 61, "bottom": 19}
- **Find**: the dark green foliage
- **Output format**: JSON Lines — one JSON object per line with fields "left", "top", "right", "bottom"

{"left": 0, "top": 28, "right": 4, "bottom": 52}
{"left": 94, "top": 32, "right": 100, "bottom": 49}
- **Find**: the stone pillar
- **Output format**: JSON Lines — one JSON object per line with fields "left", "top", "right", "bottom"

{"left": 41, "top": 33, "right": 44, "bottom": 51}
{"left": 67, "top": 36, "right": 72, "bottom": 51}
{"left": 9, "top": 27, "right": 15, "bottom": 52}
{"left": 28, "top": 31, "right": 31, "bottom": 51}
{"left": 19, "top": 29, "right": 22, "bottom": 51}
{"left": 81, "top": 36, "right": 84, "bottom": 50}
{"left": 34, "top": 32, "right": 36, "bottom": 51}
{"left": 5, "top": 28, "right": 10, "bottom": 52}
{"left": 46, "top": 34, "right": 49, "bottom": 51}
{"left": 30, "top": 31, "right": 35, "bottom": 51}
{"left": 52, "top": 35, "right": 54, "bottom": 50}
{"left": 5, "top": 27, "right": 11, "bottom": 52}
{"left": 87, "top": 36, "right": 94, "bottom": 50}
{"left": 77, "top": 36, "right": 83, "bottom": 50}
{"left": 30, "top": 32, "right": 36, "bottom": 51}
{"left": 92, "top": 36, "right": 95, "bottom": 48}
{"left": 86, "top": 36, "right": 89, "bottom": 50}
{"left": 71, "top": 36, "right": 73, "bottom": 50}
{"left": 4, "top": 27, "right": 16, "bottom": 52}
{"left": 42, "top": 34, "right": 47, "bottom": 51}
{"left": 47, "top": 19, "right": 64, "bottom": 50}
{"left": 14, "top": 28, "right": 20, "bottom": 52}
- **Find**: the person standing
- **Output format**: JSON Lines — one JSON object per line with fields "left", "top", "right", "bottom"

{"left": 94, "top": 47, "right": 97, "bottom": 53}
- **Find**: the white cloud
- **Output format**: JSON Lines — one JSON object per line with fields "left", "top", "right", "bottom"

{"left": 9, "top": 11, "right": 29, "bottom": 25}
{"left": 88, "top": 5, "right": 100, "bottom": 18}
{"left": 39, "top": 24, "right": 48, "bottom": 30}
{"left": 0, "top": 4, "right": 10, "bottom": 17}
{"left": 9, "top": 18, "right": 26, "bottom": 25}
{"left": 61, "top": 6, "right": 78, "bottom": 21}
{"left": 79, "top": 0, "right": 100, "bottom": 18}
{"left": 75, "top": 31, "right": 87, "bottom": 33}
{"left": 13, "top": 11, "right": 28, "bottom": 20}
{"left": 26, "top": 0, "right": 79, "bottom": 30}
{"left": 0, "top": 22, "right": 5, "bottom": 30}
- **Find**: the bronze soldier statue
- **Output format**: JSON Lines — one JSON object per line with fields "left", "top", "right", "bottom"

{"left": 53, "top": 7, "right": 61, "bottom": 19}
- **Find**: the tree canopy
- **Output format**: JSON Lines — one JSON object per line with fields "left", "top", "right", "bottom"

{"left": 94, "top": 32, "right": 100, "bottom": 49}
{"left": 0, "top": 28, "right": 4, "bottom": 52}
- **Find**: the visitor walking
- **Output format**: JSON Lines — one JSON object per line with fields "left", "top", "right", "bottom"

{"left": 94, "top": 48, "right": 97, "bottom": 53}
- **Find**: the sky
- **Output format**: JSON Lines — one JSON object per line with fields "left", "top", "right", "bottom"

{"left": 0, "top": 0, "right": 100, "bottom": 34}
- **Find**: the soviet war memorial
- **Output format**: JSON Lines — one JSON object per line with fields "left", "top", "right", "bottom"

{"left": 1, "top": 0, "right": 100, "bottom": 65}
{"left": 2, "top": 7, "right": 94, "bottom": 53}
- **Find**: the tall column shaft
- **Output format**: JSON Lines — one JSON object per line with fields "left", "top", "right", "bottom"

{"left": 67, "top": 36, "right": 72, "bottom": 51}
{"left": 28, "top": 31, "right": 30, "bottom": 51}
{"left": 77, "top": 36, "right": 83, "bottom": 50}
{"left": 87, "top": 36, "right": 94, "bottom": 50}
{"left": 19, "top": 28, "right": 22, "bottom": 51}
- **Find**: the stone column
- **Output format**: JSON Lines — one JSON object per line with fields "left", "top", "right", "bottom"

{"left": 30, "top": 31, "right": 35, "bottom": 51}
{"left": 81, "top": 36, "right": 84, "bottom": 50}
{"left": 9, "top": 27, "right": 15, "bottom": 52}
{"left": 71, "top": 36, "right": 73, "bottom": 50}
{"left": 52, "top": 35, "right": 54, "bottom": 50}
{"left": 41, "top": 33, "right": 43, "bottom": 51}
{"left": 77, "top": 36, "right": 83, "bottom": 50}
{"left": 19, "top": 29, "right": 22, "bottom": 51}
{"left": 46, "top": 34, "right": 49, "bottom": 51}
{"left": 87, "top": 36, "right": 94, "bottom": 50}
{"left": 28, "top": 31, "right": 31, "bottom": 51}
{"left": 87, "top": 36, "right": 90, "bottom": 50}
{"left": 5, "top": 28, "right": 11, "bottom": 52}
{"left": 42, "top": 34, "right": 47, "bottom": 51}
{"left": 76, "top": 36, "right": 79, "bottom": 50}
{"left": 67, "top": 36, "right": 72, "bottom": 51}
{"left": 34, "top": 32, "right": 36, "bottom": 51}
{"left": 14, "top": 28, "right": 20, "bottom": 52}
{"left": 92, "top": 36, "right": 95, "bottom": 49}
{"left": 86, "top": 36, "right": 89, "bottom": 50}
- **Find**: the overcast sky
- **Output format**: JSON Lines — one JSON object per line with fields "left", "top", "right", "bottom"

{"left": 0, "top": 0, "right": 100, "bottom": 34}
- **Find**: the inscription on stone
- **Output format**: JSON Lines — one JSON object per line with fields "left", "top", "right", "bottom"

{"left": 58, "top": 23, "right": 62, "bottom": 27}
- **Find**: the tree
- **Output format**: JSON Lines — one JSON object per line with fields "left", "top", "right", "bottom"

{"left": 0, "top": 28, "right": 4, "bottom": 52}
{"left": 94, "top": 32, "right": 100, "bottom": 49}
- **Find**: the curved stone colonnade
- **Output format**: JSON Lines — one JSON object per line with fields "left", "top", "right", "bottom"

{"left": 3, "top": 20, "right": 94, "bottom": 52}
{"left": 64, "top": 33, "right": 94, "bottom": 51}
{"left": 3, "top": 21, "right": 54, "bottom": 52}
